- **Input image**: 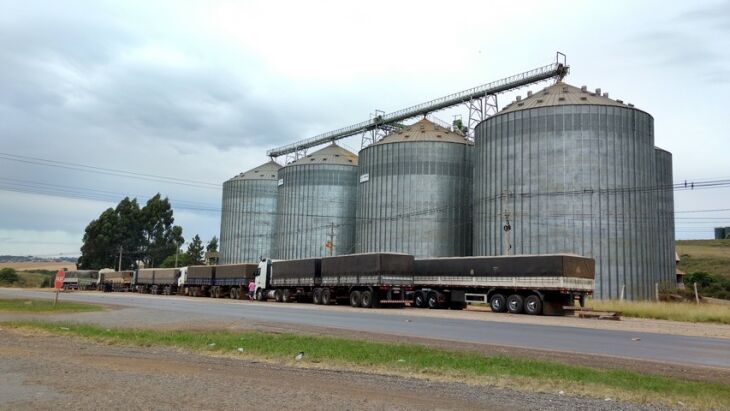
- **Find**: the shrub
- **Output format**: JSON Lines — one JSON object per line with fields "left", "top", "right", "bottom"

{"left": 0, "top": 268, "right": 20, "bottom": 284}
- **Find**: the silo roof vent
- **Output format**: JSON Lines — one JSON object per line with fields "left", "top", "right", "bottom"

{"left": 516, "top": 95, "right": 521, "bottom": 101}
{"left": 499, "top": 82, "right": 641, "bottom": 113}
{"left": 527, "top": 90, "right": 533, "bottom": 97}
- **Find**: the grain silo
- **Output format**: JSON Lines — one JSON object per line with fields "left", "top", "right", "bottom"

{"left": 219, "top": 160, "right": 281, "bottom": 264}
{"left": 356, "top": 118, "right": 472, "bottom": 257}
{"left": 655, "top": 147, "right": 676, "bottom": 287}
{"left": 474, "top": 82, "right": 662, "bottom": 299}
{"left": 276, "top": 144, "right": 358, "bottom": 259}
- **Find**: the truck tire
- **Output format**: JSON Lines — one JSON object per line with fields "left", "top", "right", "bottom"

{"left": 321, "top": 288, "right": 332, "bottom": 305}
{"left": 349, "top": 290, "right": 361, "bottom": 307}
{"left": 489, "top": 293, "right": 507, "bottom": 313}
{"left": 282, "top": 289, "right": 291, "bottom": 302}
{"left": 427, "top": 292, "right": 440, "bottom": 309}
{"left": 360, "top": 290, "right": 373, "bottom": 308}
{"left": 524, "top": 295, "right": 542, "bottom": 315}
{"left": 507, "top": 294, "right": 524, "bottom": 314}
{"left": 255, "top": 289, "right": 265, "bottom": 301}
{"left": 313, "top": 288, "right": 322, "bottom": 305}
{"left": 275, "top": 289, "right": 283, "bottom": 302}
{"left": 413, "top": 291, "right": 426, "bottom": 308}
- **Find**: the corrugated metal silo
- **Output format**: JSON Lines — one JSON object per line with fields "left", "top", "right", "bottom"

{"left": 219, "top": 161, "right": 281, "bottom": 264}
{"left": 356, "top": 118, "right": 472, "bottom": 257}
{"left": 474, "top": 82, "right": 659, "bottom": 299}
{"left": 276, "top": 144, "right": 358, "bottom": 259}
{"left": 654, "top": 147, "right": 676, "bottom": 287}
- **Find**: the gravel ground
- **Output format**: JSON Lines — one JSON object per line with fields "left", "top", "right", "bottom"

{"left": 0, "top": 329, "right": 671, "bottom": 411}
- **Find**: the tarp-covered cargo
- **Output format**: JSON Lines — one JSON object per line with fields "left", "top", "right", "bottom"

{"left": 320, "top": 253, "right": 414, "bottom": 286}
{"left": 188, "top": 265, "right": 214, "bottom": 279}
{"left": 271, "top": 258, "right": 321, "bottom": 286}
{"left": 101, "top": 270, "right": 133, "bottom": 284}
{"left": 136, "top": 268, "right": 179, "bottom": 285}
{"left": 414, "top": 255, "right": 595, "bottom": 279}
{"left": 215, "top": 263, "right": 258, "bottom": 280}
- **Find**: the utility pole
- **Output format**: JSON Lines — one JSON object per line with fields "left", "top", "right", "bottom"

{"left": 327, "top": 223, "right": 335, "bottom": 256}
{"left": 174, "top": 241, "right": 180, "bottom": 268}
{"left": 117, "top": 246, "right": 123, "bottom": 271}
{"left": 500, "top": 191, "right": 512, "bottom": 256}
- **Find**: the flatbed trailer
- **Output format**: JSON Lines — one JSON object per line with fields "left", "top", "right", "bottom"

{"left": 255, "top": 253, "right": 593, "bottom": 315}
{"left": 411, "top": 255, "right": 594, "bottom": 315}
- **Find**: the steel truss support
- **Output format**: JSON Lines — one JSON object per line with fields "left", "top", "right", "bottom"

{"left": 466, "top": 93, "right": 498, "bottom": 139}
{"left": 284, "top": 147, "right": 308, "bottom": 165}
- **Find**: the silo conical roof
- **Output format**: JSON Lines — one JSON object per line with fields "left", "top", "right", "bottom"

{"left": 500, "top": 82, "right": 639, "bottom": 113}
{"left": 229, "top": 160, "right": 282, "bottom": 181}
{"left": 374, "top": 118, "right": 470, "bottom": 146}
{"left": 289, "top": 143, "right": 358, "bottom": 166}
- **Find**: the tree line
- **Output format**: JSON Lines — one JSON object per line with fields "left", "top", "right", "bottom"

{"left": 77, "top": 194, "right": 217, "bottom": 270}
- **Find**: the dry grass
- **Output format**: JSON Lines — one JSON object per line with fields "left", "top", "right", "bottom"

{"left": 588, "top": 300, "right": 730, "bottom": 324}
{"left": 0, "top": 262, "right": 76, "bottom": 271}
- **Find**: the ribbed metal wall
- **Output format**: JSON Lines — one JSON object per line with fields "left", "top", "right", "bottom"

{"left": 655, "top": 148, "right": 676, "bottom": 288}
{"left": 276, "top": 163, "right": 358, "bottom": 259}
{"left": 474, "top": 105, "right": 659, "bottom": 299}
{"left": 356, "top": 141, "right": 472, "bottom": 257}
{"left": 219, "top": 164, "right": 280, "bottom": 264}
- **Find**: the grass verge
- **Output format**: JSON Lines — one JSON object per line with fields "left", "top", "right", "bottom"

{"left": 5, "top": 321, "right": 730, "bottom": 409}
{"left": 0, "top": 298, "right": 102, "bottom": 313}
{"left": 588, "top": 299, "right": 730, "bottom": 324}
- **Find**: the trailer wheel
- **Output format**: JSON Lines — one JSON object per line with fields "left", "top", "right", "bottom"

{"left": 275, "top": 289, "right": 284, "bottom": 302}
{"left": 321, "top": 288, "right": 333, "bottom": 305}
{"left": 230, "top": 288, "right": 238, "bottom": 299}
{"left": 489, "top": 293, "right": 507, "bottom": 313}
{"left": 282, "top": 289, "right": 291, "bottom": 302}
{"left": 349, "top": 290, "right": 361, "bottom": 307}
{"left": 507, "top": 294, "right": 524, "bottom": 314}
{"left": 413, "top": 291, "right": 426, "bottom": 308}
{"left": 360, "top": 290, "right": 373, "bottom": 308}
{"left": 427, "top": 292, "right": 440, "bottom": 309}
{"left": 313, "top": 288, "right": 322, "bottom": 305}
{"left": 524, "top": 295, "right": 542, "bottom": 315}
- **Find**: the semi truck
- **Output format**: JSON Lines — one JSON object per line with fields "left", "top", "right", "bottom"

{"left": 61, "top": 270, "right": 99, "bottom": 291}
{"left": 254, "top": 253, "right": 594, "bottom": 315}
{"left": 179, "top": 263, "right": 257, "bottom": 299}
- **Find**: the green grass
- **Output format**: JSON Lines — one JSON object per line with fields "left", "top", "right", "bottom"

{"left": 0, "top": 298, "right": 102, "bottom": 313}
{"left": 5, "top": 321, "right": 730, "bottom": 409}
{"left": 588, "top": 299, "right": 730, "bottom": 324}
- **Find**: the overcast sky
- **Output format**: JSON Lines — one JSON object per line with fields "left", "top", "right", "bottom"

{"left": 1, "top": 0, "right": 729, "bottom": 256}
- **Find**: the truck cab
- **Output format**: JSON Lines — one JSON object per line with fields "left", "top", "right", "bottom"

{"left": 177, "top": 266, "right": 188, "bottom": 288}
{"left": 255, "top": 259, "right": 272, "bottom": 300}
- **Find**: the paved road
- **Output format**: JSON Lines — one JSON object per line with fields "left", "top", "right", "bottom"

{"left": 2, "top": 288, "right": 729, "bottom": 369}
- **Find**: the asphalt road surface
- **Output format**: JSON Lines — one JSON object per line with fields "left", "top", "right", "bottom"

{"left": 2, "top": 288, "right": 729, "bottom": 369}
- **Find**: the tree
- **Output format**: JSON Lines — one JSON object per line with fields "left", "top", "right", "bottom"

{"left": 206, "top": 236, "right": 218, "bottom": 253}
{"left": 141, "top": 194, "right": 184, "bottom": 268}
{"left": 78, "top": 208, "right": 119, "bottom": 269}
{"left": 78, "top": 194, "right": 184, "bottom": 269}
{"left": 0, "top": 268, "right": 20, "bottom": 284}
{"left": 186, "top": 234, "right": 204, "bottom": 265}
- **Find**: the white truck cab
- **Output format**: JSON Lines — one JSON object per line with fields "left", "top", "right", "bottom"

{"left": 177, "top": 266, "right": 188, "bottom": 288}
